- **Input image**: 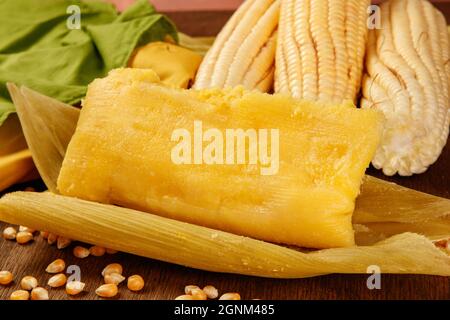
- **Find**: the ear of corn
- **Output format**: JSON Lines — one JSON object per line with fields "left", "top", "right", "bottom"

{"left": 275, "top": 0, "right": 370, "bottom": 103}
{"left": 0, "top": 191, "right": 449, "bottom": 278}
{"left": 193, "top": 0, "right": 279, "bottom": 92}
{"left": 361, "top": 0, "right": 450, "bottom": 176}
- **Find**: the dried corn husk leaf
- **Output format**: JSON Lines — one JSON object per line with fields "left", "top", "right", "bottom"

{"left": 0, "top": 191, "right": 449, "bottom": 278}
{"left": 355, "top": 220, "right": 450, "bottom": 246}
{"left": 6, "top": 83, "right": 80, "bottom": 193}
{"left": 354, "top": 176, "right": 450, "bottom": 245}
{"left": 355, "top": 176, "right": 450, "bottom": 224}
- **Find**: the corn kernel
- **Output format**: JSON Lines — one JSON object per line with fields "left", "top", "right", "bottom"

{"left": 48, "top": 273, "right": 67, "bottom": 288}
{"left": 19, "top": 226, "right": 35, "bottom": 233}
{"left": 31, "top": 287, "right": 49, "bottom": 300}
{"left": 89, "top": 245, "right": 106, "bottom": 257}
{"left": 96, "top": 283, "right": 118, "bottom": 298}
{"left": 104, "top": 273, "right": 125, "bottom": 285}
{"left": 127, "top": 275, "right": 144, "bottom": 292}
{"left": 10, "top": 290, "right": 30, "bottom": 300}
{"left": 175, "top": 295, "right": 194, "bottom": 300}
{"left": 16, "top": 231, "right": 33, "bottom": 244}
{"left": 191, "top": 288, "right": 207, "bottom": 300}
{"left": 203, "top": 285, "right": 219, "bottom": 299}
{"left": 0, "top": 270, "right": 13, "bottom": 285}
{"left": 57, "top": 237, "right": 72, "bottom": 249}
{"left": 106, "top": 248, "right": 118, "bottom": 254}
{"left": 73, "top": 246, "right": 90, "bottom": 258}
{"left": 47, "top": 233, "right": 58, "bottom": 245}
{"left": 40, "top": 231, "right": 49, "bottom": 239}
{"left": 184, "top": 285, "right": 200, "bottom": 295}
{"left": 219, "top": 293, "right": 241, "bottom": 300}
{"left": 66, "top": 281, "right": 85, "bottom": 295}
{"left": 102, "top": 263, "right": 123, "bottom": 276}
{"left": 46, "top": 258, "right": 65, "bottom": 273}
{"left": 2, "top": 227, "right": 17, "bottom": 240}
{"left": 20, "top": 276, "right": 38, "bottom": 290}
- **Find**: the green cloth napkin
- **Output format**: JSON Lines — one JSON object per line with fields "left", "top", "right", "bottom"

{"left": 0, "top": 0, "right": 178, "bottom": 126}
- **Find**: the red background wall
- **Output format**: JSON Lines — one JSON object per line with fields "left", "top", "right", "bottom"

{"left": 108, "top": 0, "right": 244, "bottom": 11}
{"left": 108, "top": 0, "right": 450, "bottom": 12}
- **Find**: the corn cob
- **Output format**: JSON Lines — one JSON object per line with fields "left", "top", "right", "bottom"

{"left": 361, "top": 0, "right": 450, "bottom": 176}
{"left": 7, "top": 83, "right": 80, "bottom": 192}
{"left": 275, "top": 0, "right": 370, "bottom": 103}
{"left": 193, "top": 0, "right": 279, "bottom": 92}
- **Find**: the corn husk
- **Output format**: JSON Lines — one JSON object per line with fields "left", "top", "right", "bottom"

{"left": 0, "top": 114, "right": 27, "bottom": 156}
{"left": 2, "top": 84, "right": 449, "bottom": 277}
{"left": 357, "top": 176, "right": 450, "bottom": 224}
{"left": 128, "top": 42, "right": 203, "bottom": 89}
{"left": 0, "top": 114, "right": 37, "bottom": 191}
{"left": 0, "top": 191, "right": 449, "bottom": 278}
{"left": 354, "top": 220, "right": 450, "bottom": 246}
{"left": 6, "top": 83, "right": 80, "bottom": 193}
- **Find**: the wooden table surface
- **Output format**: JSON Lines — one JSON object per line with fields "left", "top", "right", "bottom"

{"left": 1, "top": 7, "right": 450, "bottom": 301}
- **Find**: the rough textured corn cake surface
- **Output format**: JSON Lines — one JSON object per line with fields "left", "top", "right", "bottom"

{"left": 58, "top": 68, "right": 383, "bottom": 249}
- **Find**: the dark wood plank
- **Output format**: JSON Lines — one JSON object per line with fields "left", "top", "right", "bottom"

{"left": 165, "top": 11, "right": 234, "bottom": 37}
{"left": 1, "top": 6, "right": 450, "bottom": 300}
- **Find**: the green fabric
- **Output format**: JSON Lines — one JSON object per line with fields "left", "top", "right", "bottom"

{"left": 0, "top": 0, "right": 178, "bottom": 126}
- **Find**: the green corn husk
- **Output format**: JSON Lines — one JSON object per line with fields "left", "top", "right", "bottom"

{"left": 6, "top": 83, "right": 80, "bottom": 193}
